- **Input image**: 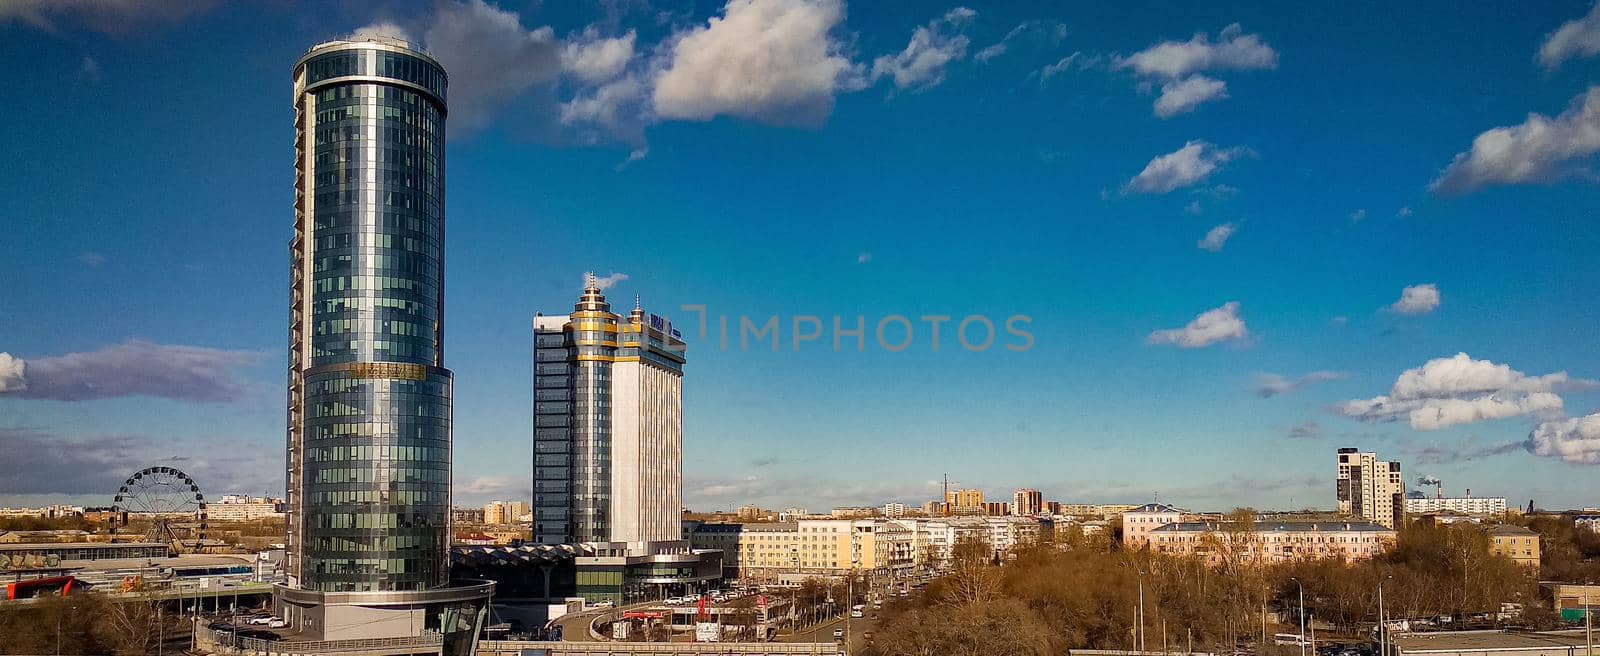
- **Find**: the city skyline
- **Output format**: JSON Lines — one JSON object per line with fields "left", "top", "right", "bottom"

{"left": 4, "top": 1, "right": 1600, "bottom": 513}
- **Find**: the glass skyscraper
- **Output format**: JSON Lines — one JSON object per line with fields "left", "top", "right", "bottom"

{"left": 277, "top": 34, "right": 488, "bottom": 647}
{"left": 287, "top": 34, "right": 449, "bottom": 594}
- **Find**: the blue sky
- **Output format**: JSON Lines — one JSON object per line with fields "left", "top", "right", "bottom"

{"left": 3, "top": 0, "right": 1600, "bottom": 512}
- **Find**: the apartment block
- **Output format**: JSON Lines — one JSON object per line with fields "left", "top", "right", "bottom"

{"left": 1337, "top": 448, "right": 1404, "bottom": 529}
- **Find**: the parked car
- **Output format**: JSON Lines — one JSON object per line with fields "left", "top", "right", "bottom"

{"left": 664, "top": 596, "right": 683, "bottom": 605}
{"left": 592, "top": 600, "right": 614, "bottom": 609}
{"left": 267, "top": 619, "right": 288, "bottom": 629}
{"left": 247, "top": 616, "right": 275, "bottom": 626}
{"left": 833, "top": 628, "right": 845, "bottom": 639}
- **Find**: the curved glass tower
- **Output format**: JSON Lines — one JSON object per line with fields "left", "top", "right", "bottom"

{"left": 287, "top": 36, "right": 450, "bottom": 594}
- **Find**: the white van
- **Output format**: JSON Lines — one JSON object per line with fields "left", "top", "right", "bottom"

{"left": 1274, "top": 633, "right": 1309, "bottom": 647}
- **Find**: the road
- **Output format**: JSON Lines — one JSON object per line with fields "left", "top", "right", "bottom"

{"left": 779, "top": 611, "right": 878, "bottom": 654}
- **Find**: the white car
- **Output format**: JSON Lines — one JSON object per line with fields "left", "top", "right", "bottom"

{"left": 592, "top": 601, "right": 615, "bottom": 609}
{"left": 247, "top": 617, "right": 273, "bottom": 626}
{"left": 267, "top": 619, "right": 288, "bottom": 629}
{"left": 664, "top": 596, "right": 683, "bottom": 605}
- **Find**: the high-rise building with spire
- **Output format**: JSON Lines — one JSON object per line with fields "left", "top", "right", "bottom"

{"left": 532, "top": 276, "right": 687, "bottom": 544}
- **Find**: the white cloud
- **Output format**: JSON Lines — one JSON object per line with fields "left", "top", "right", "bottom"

{"left": 1389, "top": 283, "right": 1440, "bottom": 315}
{"left": 352, "top": 20, "right": 412, "bottom": 43}
{"left": 77, "top": 251, "right": 106, "bottom": 266}
{"left": 0, "top": 353, "right": 25, "bottom": 393}
{"left": 1528, "top": 413, "right": 1600, "bottom": 465}
{"left": 1397, "top": 206, "right": 1413, "bottom": 218}
{"left": 1430, "top": 87, "right": 1600, "bottom": 195}
{"left": 0, "top": 0, "right": 213, "bottom": 35}
{"left": 1153, "top": 75, "right": 1228, "bottom": 118}
{"left": 653, "top": 0, "right": 858, "bottom": 126}
{"left": 1256, "top": 370, "right": 1347, "bottom": 398}
{"left": 1146, "top": 301, "right": 1248, "bottom": 348}
{"left": 869, "top": 7, "right": 976, "bottom": 91}
{"left": 1197, "top": 222, "right": 1237, "bottom": 252}
{"left": 560, "top": 74, "right": 648, "bottom": 132}
{"left": 856, "top": 251, "right": 872, "bottom": 264}
{"left": 974, "top": 20, "right": 1067, "bottom": 63}
{"left": 586, "top": 271, "right": 630, "bottom": 290}
{"left": 562, "top": 27, "right": 636, "bottom": 83}
{"left": 1335, "top": 353, "right": 1590, "bottom": 430}
{"left": 78, "top": 55, "right": 99, "bottom": 82}
{"left": 413, "top": 0, "right": 563, "bottom": 131}
{"left": 0, "top": 341, "right": 262, "bottom": 403}
{"left": 1039, "top": 51, "right": 1095, "bottom": 83}
{"left": 1349, "top": 208, "right": 1367, "bottom": 223}
{"left": 1123, "top": 140, "right": 1247, "bottom": 194}
{"left": 1184, "top": 200, "right": 1203, "bottom": 215}
{"left": 1115, "top": 23, "right": 1278, "bottom": 80}
{"left": 1539, "top": 2, "right": 1600, "bottom": 69}
{"left": 1287, "top": 421, "right": 1322, "bottom": 439}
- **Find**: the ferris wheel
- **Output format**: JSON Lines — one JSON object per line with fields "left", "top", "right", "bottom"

{"left": 112, "top": 465, "right": 208, "bottom": 547}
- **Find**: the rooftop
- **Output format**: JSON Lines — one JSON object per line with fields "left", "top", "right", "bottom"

{"left": 1394, "top": 630, "right": 1592, "bottom": 653}
{"left": 1153, "top": 521, "right": 1393, "bottom": 533}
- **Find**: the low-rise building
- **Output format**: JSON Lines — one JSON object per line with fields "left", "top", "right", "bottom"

{"left": 1543, "top": 582, "right": 1599, "bottom": 622}
{"left": 207, "top": 495, "right": 285, "bottom": 522}
{"left": 1487, "top": 525, "right": 1540, "bottom": 567}
{"left": 1575, "top": 514, "right": 1600, "bottom": 534}
{"left": 1149, "top": 521, "right": 1395, "bottom": 563}
{"left": 1122, "top": 503, "right": 1183, "bottom": 548}
{"left": 1404, "top": 496, "right": 1508, "bottom": 517}
{"left": 685, "top": 516, "right": 1033, "bottom": 580}
{"left": 0, "top": 530, "right": 92, "bottom": 544}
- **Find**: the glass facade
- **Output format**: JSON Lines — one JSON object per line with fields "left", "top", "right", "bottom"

{"left": 288, "top": 39, "right": 451, "bottom": 592}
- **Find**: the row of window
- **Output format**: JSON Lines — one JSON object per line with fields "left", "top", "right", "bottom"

{"left": 309, "top": 534, "right": 432, "bottom": 554}
{"left": 305, "top": 51, "right": 445, "bottom": 98}
{"left": 314, "top": 296, "right": 435, "bottom": 321}
{"left": 314, "top": 124, "right": 441, "bottom": 153}
{"left": 308, "top": 508, "right": 444, "bottom": 531}
{"left": 314, "top": 188, "right": 437, "bottom": 212}
{"left": 304, "top": 375, "right": 448, "bottom": 397}
{"left": 313, "top": 149, "right": 438, "bottom": 176}
{"left": 305, "top": 421, "right": 447, "bottom": 440}
{"left": 313, "top": 207, "right": 438, "bottom": 229}
{"left": 307, "top": 444, "right": 448, "bottom": 462}
{"left": 305, "top": 486, "right": 448, "bottom": 508}
{"left": 311, "top": 339, "right": 430, "bottom": 361}
{"left": 315, "top": 103, "right": 434, "bottom": 127}
{"left": 313, "top": 169, "right": 436, "bottom": 196}
{"left": 313, "top": 81, "right": 434, "bottom": 106}
{"left": 311, "top": 466, "right": 447, "bottom": 484}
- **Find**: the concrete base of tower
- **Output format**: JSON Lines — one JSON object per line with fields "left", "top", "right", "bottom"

{"left": 271, "top": 580, "right": 495, "bottom": 653}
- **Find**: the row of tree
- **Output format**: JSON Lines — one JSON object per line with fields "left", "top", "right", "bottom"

{"left": 865, "top": 517, "right": 1572, "bottom": 656}
{"left": 0, "top": 593, "right": 169, "bottom": 656}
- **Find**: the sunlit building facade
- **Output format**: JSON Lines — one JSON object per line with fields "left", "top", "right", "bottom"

{"left": 532, "top": 278, "right": 686, "bottom": 544}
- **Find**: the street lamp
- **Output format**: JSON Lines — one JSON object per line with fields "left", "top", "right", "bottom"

{"left": 1291, "top": 578, "right": 1307, "bottom": 656}
{"left": 1378, "top": 574, "right": 1392, "bottom": 656}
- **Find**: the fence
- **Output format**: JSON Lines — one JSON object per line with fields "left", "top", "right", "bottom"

{"left": 195, "top": 623, "right": 444, "bottom": 655}
{"left": 478, "top": 642, "right": 842, "bottom": 656}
